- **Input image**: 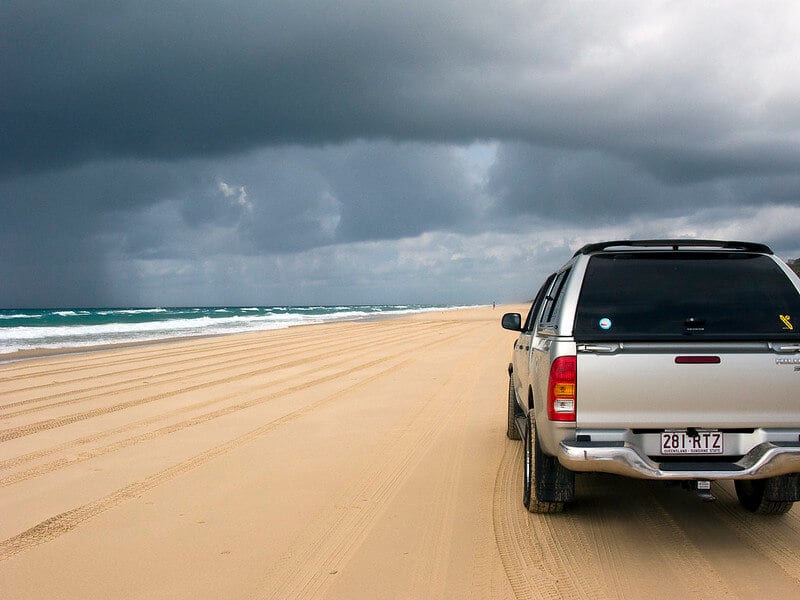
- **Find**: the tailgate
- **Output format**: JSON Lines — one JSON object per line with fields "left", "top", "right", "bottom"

{"left": 576, "top": 343, "right": 800, "bottom": 429}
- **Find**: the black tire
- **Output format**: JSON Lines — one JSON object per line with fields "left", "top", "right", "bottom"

{"left": 506, "top": 374, "right": 522, "bottom": 440}
{"left": 735, "top": 479, "right": 793, "bottom": 515}
{"left": 523, "top": 411, "right": 565, "bottom": 514}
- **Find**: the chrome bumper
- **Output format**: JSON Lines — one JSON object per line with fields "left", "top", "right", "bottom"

{"left": 558, "top": 440, "right": 800, "bottom": 480}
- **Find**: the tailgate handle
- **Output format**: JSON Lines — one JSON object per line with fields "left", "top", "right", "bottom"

{"left": 773, "top": 344, "right": 800, "bottom": 353}
{"left": 578, "top": 344, "right": 616, "bottom": 353}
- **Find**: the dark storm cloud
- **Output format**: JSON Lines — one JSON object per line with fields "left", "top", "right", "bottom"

{"left": 488, "top": 144, "right": 800, "bottom": 225}
{"left": 0, "top": 232, "right": 113, "bottom": 307}
{"left": 317, "top": 142, "right": 476, "bottom": 241}
{"left": 488, "top": 144, "right": 675, "bottom": 224}
{"left": 0, "top": 141, "right": 478, "bottom": 257}
{"left": 0, "top": 159, "right": 191, "bottom": 306}
{"left": 3, "top": 0, "right": 507, "bottom": 173}
{"left": 163, "top": 143, "right": 479, "bottom": 253}
{"left": 0, "top": 160, "right": 187, "bottom": 233}
{"left": 5, "top": 1, "right": 798, "bottom": 181}
{"left": 2, "top": 2, "right": 800, "bottom": 307}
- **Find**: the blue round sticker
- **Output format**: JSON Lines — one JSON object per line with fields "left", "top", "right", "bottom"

{"left": 599, "top": 317, "right": 612, "bottom": 330}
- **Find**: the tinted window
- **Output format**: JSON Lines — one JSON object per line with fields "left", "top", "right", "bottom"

{"left": 574, "top": 253, "right": 800, "bottom": 341}
{"left": 524, "top": 273, "right": 556, "bottom": 331}
{"left": 540, "top": 269, "right": 570, "bottom": 327}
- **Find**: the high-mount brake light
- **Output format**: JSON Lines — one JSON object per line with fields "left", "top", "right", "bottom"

{"left": 548, "top": 356, "right": 577, "bottom": 421}
{"left": 675, "top": 356, "right": 721, "bottom": 364}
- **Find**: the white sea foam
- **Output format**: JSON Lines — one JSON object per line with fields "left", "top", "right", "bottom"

{"left": 97, "top": 308, "right": 169, "bottom": 315}
{"left": 0, "top": 304, "right": 473, "bottom": 357}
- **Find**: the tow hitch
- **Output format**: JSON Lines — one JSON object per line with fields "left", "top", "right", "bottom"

{"left": 694, "top": 480, "right": 715, "bottom": 502}
{"left": 678, "top": 480, "right": 716, "bottom": 501}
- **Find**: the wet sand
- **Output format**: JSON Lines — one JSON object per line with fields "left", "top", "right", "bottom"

{"left": 2, "top": 306, "right": 800, "bottom": 599}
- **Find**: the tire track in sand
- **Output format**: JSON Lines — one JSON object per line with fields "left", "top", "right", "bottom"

{"left": 492, "top": 445, "right": 737, "bottom": 599}
{"left": 405, "top": 334, "right": 504, "bottom": 599}
{"left": 0, "top": 323, "right": 482, "bottom": 560}
{"left": 492, "top": 440, "right": 567, "bottom": 600}
{"left": 710, "top": 483, "right": 800, "bottom": 586}
{"left": 258, "top": 331, "right": 498, "bottom": 600}
{"left": 0, "top": 324, "right": 468, "bottom": 486}
{"left": 0, "top": 335, "right": 320, "bottom": 413}
{"left": 0, "top": 320, "right": 396, "bottom": 388}
{"left": 0, "top": 347, "right": 433, "bottom": 561}
{"left": 0, "top": 321, "right": 423, "bottom": 415}
{"left": 0, "top": 323, "right": 453, "bottom": 443}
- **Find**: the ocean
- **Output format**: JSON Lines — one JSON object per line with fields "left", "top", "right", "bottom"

{"left": 0, "top": 305, "right": 466, "bottom": 357}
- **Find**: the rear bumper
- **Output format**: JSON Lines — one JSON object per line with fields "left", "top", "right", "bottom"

{"left": 558, "top": 440, "right": 800, "bottom": 480}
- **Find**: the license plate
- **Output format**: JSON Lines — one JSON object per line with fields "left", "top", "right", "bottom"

{"left": 660, "top": 431, "right": 723, "bottom": 455}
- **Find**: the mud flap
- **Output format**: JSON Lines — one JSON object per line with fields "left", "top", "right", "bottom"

{"left": 535, "top": 441, "right": 575, "bottom": 503}
{"left": 764, "top": 473, "right": 800, "bottom": 503}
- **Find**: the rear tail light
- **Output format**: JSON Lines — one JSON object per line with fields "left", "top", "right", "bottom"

{"left": 548, "top": 356, "right": 576, "bottom": 421}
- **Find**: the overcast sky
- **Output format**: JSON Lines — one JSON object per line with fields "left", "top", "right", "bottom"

{"left": 2, "top": 1, "right": 799, "bottom": 308}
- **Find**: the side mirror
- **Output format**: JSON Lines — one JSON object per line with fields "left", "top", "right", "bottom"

{"left": 501, "top": 313, "right": 522, "bottom": 332}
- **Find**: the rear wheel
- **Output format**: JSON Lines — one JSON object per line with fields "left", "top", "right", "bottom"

{"left": 506, "top": 373, "right": 522, "bottom": 440}
{"left": 523, "top": 412, "right": 566, "bottom": 513}
{"left": 735, "top": 479, "right": 793, "bottom": 515}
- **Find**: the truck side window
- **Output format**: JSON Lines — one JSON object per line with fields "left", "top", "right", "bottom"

{"left": 539, "top": 269, "right": 570, "bottom": 327}
{"left": 524, "top": 273, "right": 556, "bottom": 331}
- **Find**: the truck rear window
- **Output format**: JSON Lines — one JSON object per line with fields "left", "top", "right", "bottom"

{"left": 573, "top": 252, "right": 800, "bottom": 341}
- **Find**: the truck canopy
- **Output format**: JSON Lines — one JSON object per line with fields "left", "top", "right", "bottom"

{"left": 573, "top": 252, "right": 800, "bottom": 342}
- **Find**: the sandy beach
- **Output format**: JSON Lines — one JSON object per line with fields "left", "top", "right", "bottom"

{"left": 2, "top": 306, "right": 800, "bottom": 599}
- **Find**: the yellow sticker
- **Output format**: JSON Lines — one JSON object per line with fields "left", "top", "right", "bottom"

{"left": 780, "top": 314, "right": 794, "bottom": 330}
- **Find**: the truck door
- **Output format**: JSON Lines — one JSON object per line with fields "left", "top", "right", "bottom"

{"left": 531, "top": 268, "right": 573, "bottom": 421}
{"left": 513, "top": 273, "right": 556, "bottom": 404}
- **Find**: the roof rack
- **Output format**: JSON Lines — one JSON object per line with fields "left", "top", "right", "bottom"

{"left": 573, "top": 239, "right": 773, "bottom": 257}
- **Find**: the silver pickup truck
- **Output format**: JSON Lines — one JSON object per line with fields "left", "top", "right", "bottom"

{"left": 502, "top": 240, "right": 800, "bottom": 514}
